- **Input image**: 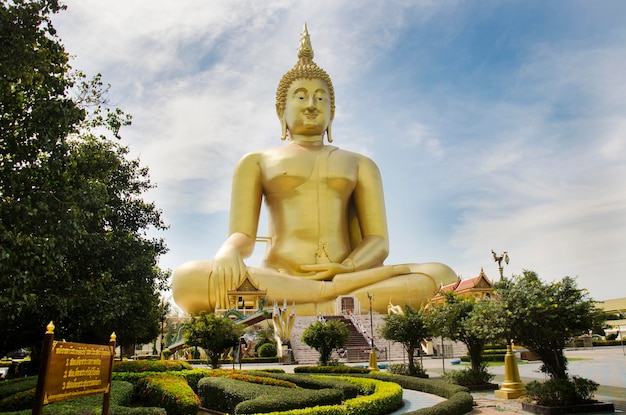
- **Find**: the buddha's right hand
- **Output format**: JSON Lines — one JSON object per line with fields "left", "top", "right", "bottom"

{"left": 211, "top": 246, "right": 247, "bottom": 310}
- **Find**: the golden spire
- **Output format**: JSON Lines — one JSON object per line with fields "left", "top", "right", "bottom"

{"left": 297, "top": 23, "right": 314, "bottom": 61}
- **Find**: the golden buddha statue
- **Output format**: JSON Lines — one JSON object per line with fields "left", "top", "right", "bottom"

{"left": 172, "top": 25, "right": 457, "bottom": 316}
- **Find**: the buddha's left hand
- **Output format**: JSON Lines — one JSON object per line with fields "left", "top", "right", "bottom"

{"left": 299, "top": 262, "right": 353, "bottom": 280}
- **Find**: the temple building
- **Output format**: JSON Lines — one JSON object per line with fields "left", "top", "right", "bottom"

{"left": 429, "top": 268, "right": 495, "bottom": 305}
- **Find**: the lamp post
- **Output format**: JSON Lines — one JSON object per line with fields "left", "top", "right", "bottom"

{"left": 492, "top": 250, "right": 525, "bottom": 399}
{"left": 441, "top": 319, "right": 446, "bottom": 374}
{"left": 367, "top": 292, "right": 378, "bottom": 371}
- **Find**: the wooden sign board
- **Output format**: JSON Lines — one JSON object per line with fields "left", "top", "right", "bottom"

{"left": 32, "top": 323, "right": 116, "bottom": 415}
{"left": 43, "top": 341, "right": 113, "bottom": 403}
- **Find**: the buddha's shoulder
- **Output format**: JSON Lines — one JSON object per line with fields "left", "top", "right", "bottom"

{"left": 330, "top": 147, "right": 380, "bottom": 167}
{"left": 235, "top": 145, "right": 377, "bottom": 166}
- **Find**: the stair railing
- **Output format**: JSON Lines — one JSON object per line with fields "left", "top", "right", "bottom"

{"left": 343, "top": 310, "right": 377, "bottom": 350}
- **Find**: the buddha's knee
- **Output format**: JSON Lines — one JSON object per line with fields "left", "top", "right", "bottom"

{"left": 172, "top": 260, "right": 212, "bottom": 314}
{"left": 406, "top": 262, "right": 458, "bottom": 286}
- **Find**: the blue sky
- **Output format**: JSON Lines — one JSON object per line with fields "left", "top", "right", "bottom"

{"left": 52, "top": 1, "right": 626, "bottom": 307}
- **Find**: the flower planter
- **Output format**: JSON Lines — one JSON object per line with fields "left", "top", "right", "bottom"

{"left": 521, "top": 401, "right": 615, "bottom": 414}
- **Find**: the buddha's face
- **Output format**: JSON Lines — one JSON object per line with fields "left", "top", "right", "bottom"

{"left": 283, "top": 78, "right": 331, "bottom": 139}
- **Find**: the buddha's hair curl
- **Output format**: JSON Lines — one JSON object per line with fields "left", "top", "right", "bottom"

{"left": 275, "top": 62, "right": 335, "bottom": 120}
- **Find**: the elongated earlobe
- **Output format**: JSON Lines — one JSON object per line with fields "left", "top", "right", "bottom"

{"left": 281, "top": 117, "right": 287, "bottom": 141}
{"left": 326, "top": 123, "right": 333, "bottom": 143}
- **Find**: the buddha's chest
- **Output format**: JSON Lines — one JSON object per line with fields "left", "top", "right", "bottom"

{"left": 261, "top": 151, "right": 357, "bottom": 194}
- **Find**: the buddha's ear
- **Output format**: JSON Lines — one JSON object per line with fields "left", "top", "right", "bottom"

{"left": 276, "top": 104, "right": 287, "bottom": 141}
{"left": 281, "top": 118, "right": 288, "bottom": 141}
{"left": 326, "top": 121, "right": 333, "bottom": 143}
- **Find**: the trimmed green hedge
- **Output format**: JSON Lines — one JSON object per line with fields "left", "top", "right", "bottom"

{"left": 0, "top": 377, "right": 38, "bottom": 401}
{"left": 136, "top": 374, "right": 199, "bottom": 415}
{"left": 592, "top": 340, "right": 624, "bottom": 347}
{"left": 460, "top": 354, "right": 505, "bottom": 363}
{"left": 113, "top": 360, "right": 192, "bottom": 373}
{"left": 364, "top": 373, "right": 474, "bottom": 415}
{"left": 197, "top": 376, "right": 343, "bottom": 414}
{"left": 0, "top": 380, "right": 164, "bottom": 415}
{"left": 294, "top": 366, "right": 371, "bottom": 374}
{"left": 245, "top": 372, "right": 360, "bottom": 399}
{"left": 251, "top": 376, "right": 403, "bottom": 415}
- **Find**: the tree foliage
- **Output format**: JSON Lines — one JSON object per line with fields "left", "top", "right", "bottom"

{"left": 379, "top": 305, "right": 430, "bottom": 375}
{"left": 494, "top": 270, "right": 603, "bottom": 379}
{"left": 427, "top": 293, "right": 501, "bottom": 375}
{"left": 301, "top": 319, "right": 349, "bottom": 366}
{"left": 1, "top": 0, "right": 168, "bottom": 356}
{"left": 184, "top": 313, "right": 243, "bottom": 368}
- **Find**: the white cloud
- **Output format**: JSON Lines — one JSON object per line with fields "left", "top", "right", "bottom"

{"left": 51, "top": 0, "right": 626, "bottom": 302}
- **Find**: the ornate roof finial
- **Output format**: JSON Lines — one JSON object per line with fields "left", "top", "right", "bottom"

{"left": 297, "top": 23, "right": 314, "bottom": 61}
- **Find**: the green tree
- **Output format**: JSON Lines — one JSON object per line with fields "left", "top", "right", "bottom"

{"left": 428, "top": 293, "right": 501, "bottom": 372}
{"left": 427, "top": 293, "right": 501, "bottom": 385}
{"left": 379, "top": 305, "right": 430, "bottom": 376}
{"left": 1, "top": 0, "right": 168, "bottom": 357}
{"left": 494, "top": 270, "right": 603, "bottom": 380}
{"left": 301, "top": 319, "right": 349, "bottom": 366}
{"left": 184, "top": 312, "right": 244, "bottom": 368}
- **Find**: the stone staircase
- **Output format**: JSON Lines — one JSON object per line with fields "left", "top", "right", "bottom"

{"left": 286, "top": 314, "right": 406, "bottom": 365}
{"left": 283, "top": 314, "right": 468, "bottom": 365}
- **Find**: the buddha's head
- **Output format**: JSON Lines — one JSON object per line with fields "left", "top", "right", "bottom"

{"left": 276, "top": 24, "right": 335, "bottom": 142}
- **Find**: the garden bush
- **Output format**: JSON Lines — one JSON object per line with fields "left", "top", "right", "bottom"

{"left": 113, "top": 360, "right": 191, "bottom": 373}
{"left": 245, "top": 376, "right": 403, "bottom": 415}
{"left": 294, "top": 366, "right": 370, "bottom": 374}
{"left": 257, "top": 343, "right": 277, "bottom": 358}
{"left": 236, "top": 387, "right": 343, "bottom": 414}
{"left": 592, "top": 339, "right": 623, "bottom": 347}
{"left": 0, "top": 380, "right": 163, "bottom": 415}
{"left": 0, "top": 377, "right": 38, "bottom": 401}
{"left": 335, "top": 377, "right": 403, "bottom": 415}
{"left": 246, "top": 372, "right": 359, "bottom": 399}
{"left": 364, "top": 372, "right": 474, "bottom": 415}
{"left": 386, "top": 363, "right": 428, "bottom": 378}
{"left": 0, "top": 387, "right": 35, "bottom": 412}
{"left": 443, "top": 367, "right": 494, "bottom": 386}
{"left": 197, "top": 376, "right": 342, "bottom": 414}
{"left": 136, "top": 374, "right": 200, "bottom": 415}
{"left": 525, "top": 376, "right": 599, "bottom": 406}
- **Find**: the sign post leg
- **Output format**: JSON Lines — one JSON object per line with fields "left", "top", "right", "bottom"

{"left": 32, "top": 322, "right": 55, "bottom": 415}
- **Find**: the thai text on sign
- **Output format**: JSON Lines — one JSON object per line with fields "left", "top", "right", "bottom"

{"left": 43, "top": 341, "right": 113, "bottom": 404}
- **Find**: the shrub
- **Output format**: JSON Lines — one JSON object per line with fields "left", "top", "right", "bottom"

{"left": 387, "top": 363, "right": 427, "bottom": 378}
{"left": 236, "top": 387, "right": 343, "bottom": 414}
{"left": 525, "top": 376, "right": 599, "bottom": 406}
{"left": 258, "top": 343, "right": 277, "bottom": 358}
{"left": 443, "top": 366, "right": 494, "bottom": 386}
{"left": 246, "top": 372, "right": 360, "bottom": 399}
{"left": 337, "top": 377, "right": 403, "bottom": 415}
{"left": 197, "top": 376, "right": 342, "bottom": 414}
{"left": 0, "top": 387, "right": 35, "bottom": 412}
{"left": 0, "top": 381, "right": 157, "bottom": 415}
{"left": 294, "top": 365, "right": 370, "bottom": 374}
{"left": 0, "top": 377, "right": 38, "bottom": 400}
{"left": 113, "top": 360, "right": 192, "bottom": 373}
{"left": 365, "top": 372, "right": 474, "bottom": 415}
{"left": 136, "top": 374, "right": 200, "bottom": 415}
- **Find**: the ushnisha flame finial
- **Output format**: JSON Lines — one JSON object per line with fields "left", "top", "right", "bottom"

{"left": 297, "top": 23, "right": 314, "bottom": 61}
